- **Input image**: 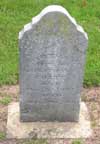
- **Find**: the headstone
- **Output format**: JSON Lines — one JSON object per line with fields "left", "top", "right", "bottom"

{"left": 19, "top": 5, "right": 88, "bottom": 122}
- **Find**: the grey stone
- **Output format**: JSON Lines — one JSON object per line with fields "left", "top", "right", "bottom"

{"left": 19, "top": 5, "right": 88, "bottom": 122}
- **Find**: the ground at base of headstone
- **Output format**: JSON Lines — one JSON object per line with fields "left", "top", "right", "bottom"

{"left": 6, "top": 102, "right": 92, "bottom": 139}
{"left": 0, "top": 85, "right": 100, "bottom": 144}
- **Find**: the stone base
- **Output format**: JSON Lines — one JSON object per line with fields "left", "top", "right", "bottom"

{"left": 6, "top": 102, "right": 92, "bottom": 139}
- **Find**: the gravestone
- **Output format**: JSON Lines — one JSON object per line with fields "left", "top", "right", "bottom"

{"left": 19, "top": 5, "right": 88, "bottom": 122}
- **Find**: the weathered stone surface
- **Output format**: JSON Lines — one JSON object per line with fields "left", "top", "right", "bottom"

{"left": 19, "top": 5, "right": 88, "bottom": 122}
{"left": 6, "top": 102, "right": 92, "bottom": 139}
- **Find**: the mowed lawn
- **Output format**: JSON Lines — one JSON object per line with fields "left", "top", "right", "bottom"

{"left": 0, "top": 0, "right": 100, "bottom": 86}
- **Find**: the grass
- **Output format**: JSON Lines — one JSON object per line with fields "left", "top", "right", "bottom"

{"left": 0, "top": 0, "right": 100, "bottom": 86}
{"left": 72, "top": 139, "right": 83, "bottom": 144}
{"left": 0, "top": 132, "right": 6, "bottom": 140}
{"left": 0, "top": 95, "right": 12, "bottom": 105}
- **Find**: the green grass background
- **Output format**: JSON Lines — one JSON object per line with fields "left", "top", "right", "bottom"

{"left": 0, "top": 0, "right": 100, "bottom": 86}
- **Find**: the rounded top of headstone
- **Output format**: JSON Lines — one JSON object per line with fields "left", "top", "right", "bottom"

{"left": 19, "top": 5, "right": 88, "bottom": 40}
